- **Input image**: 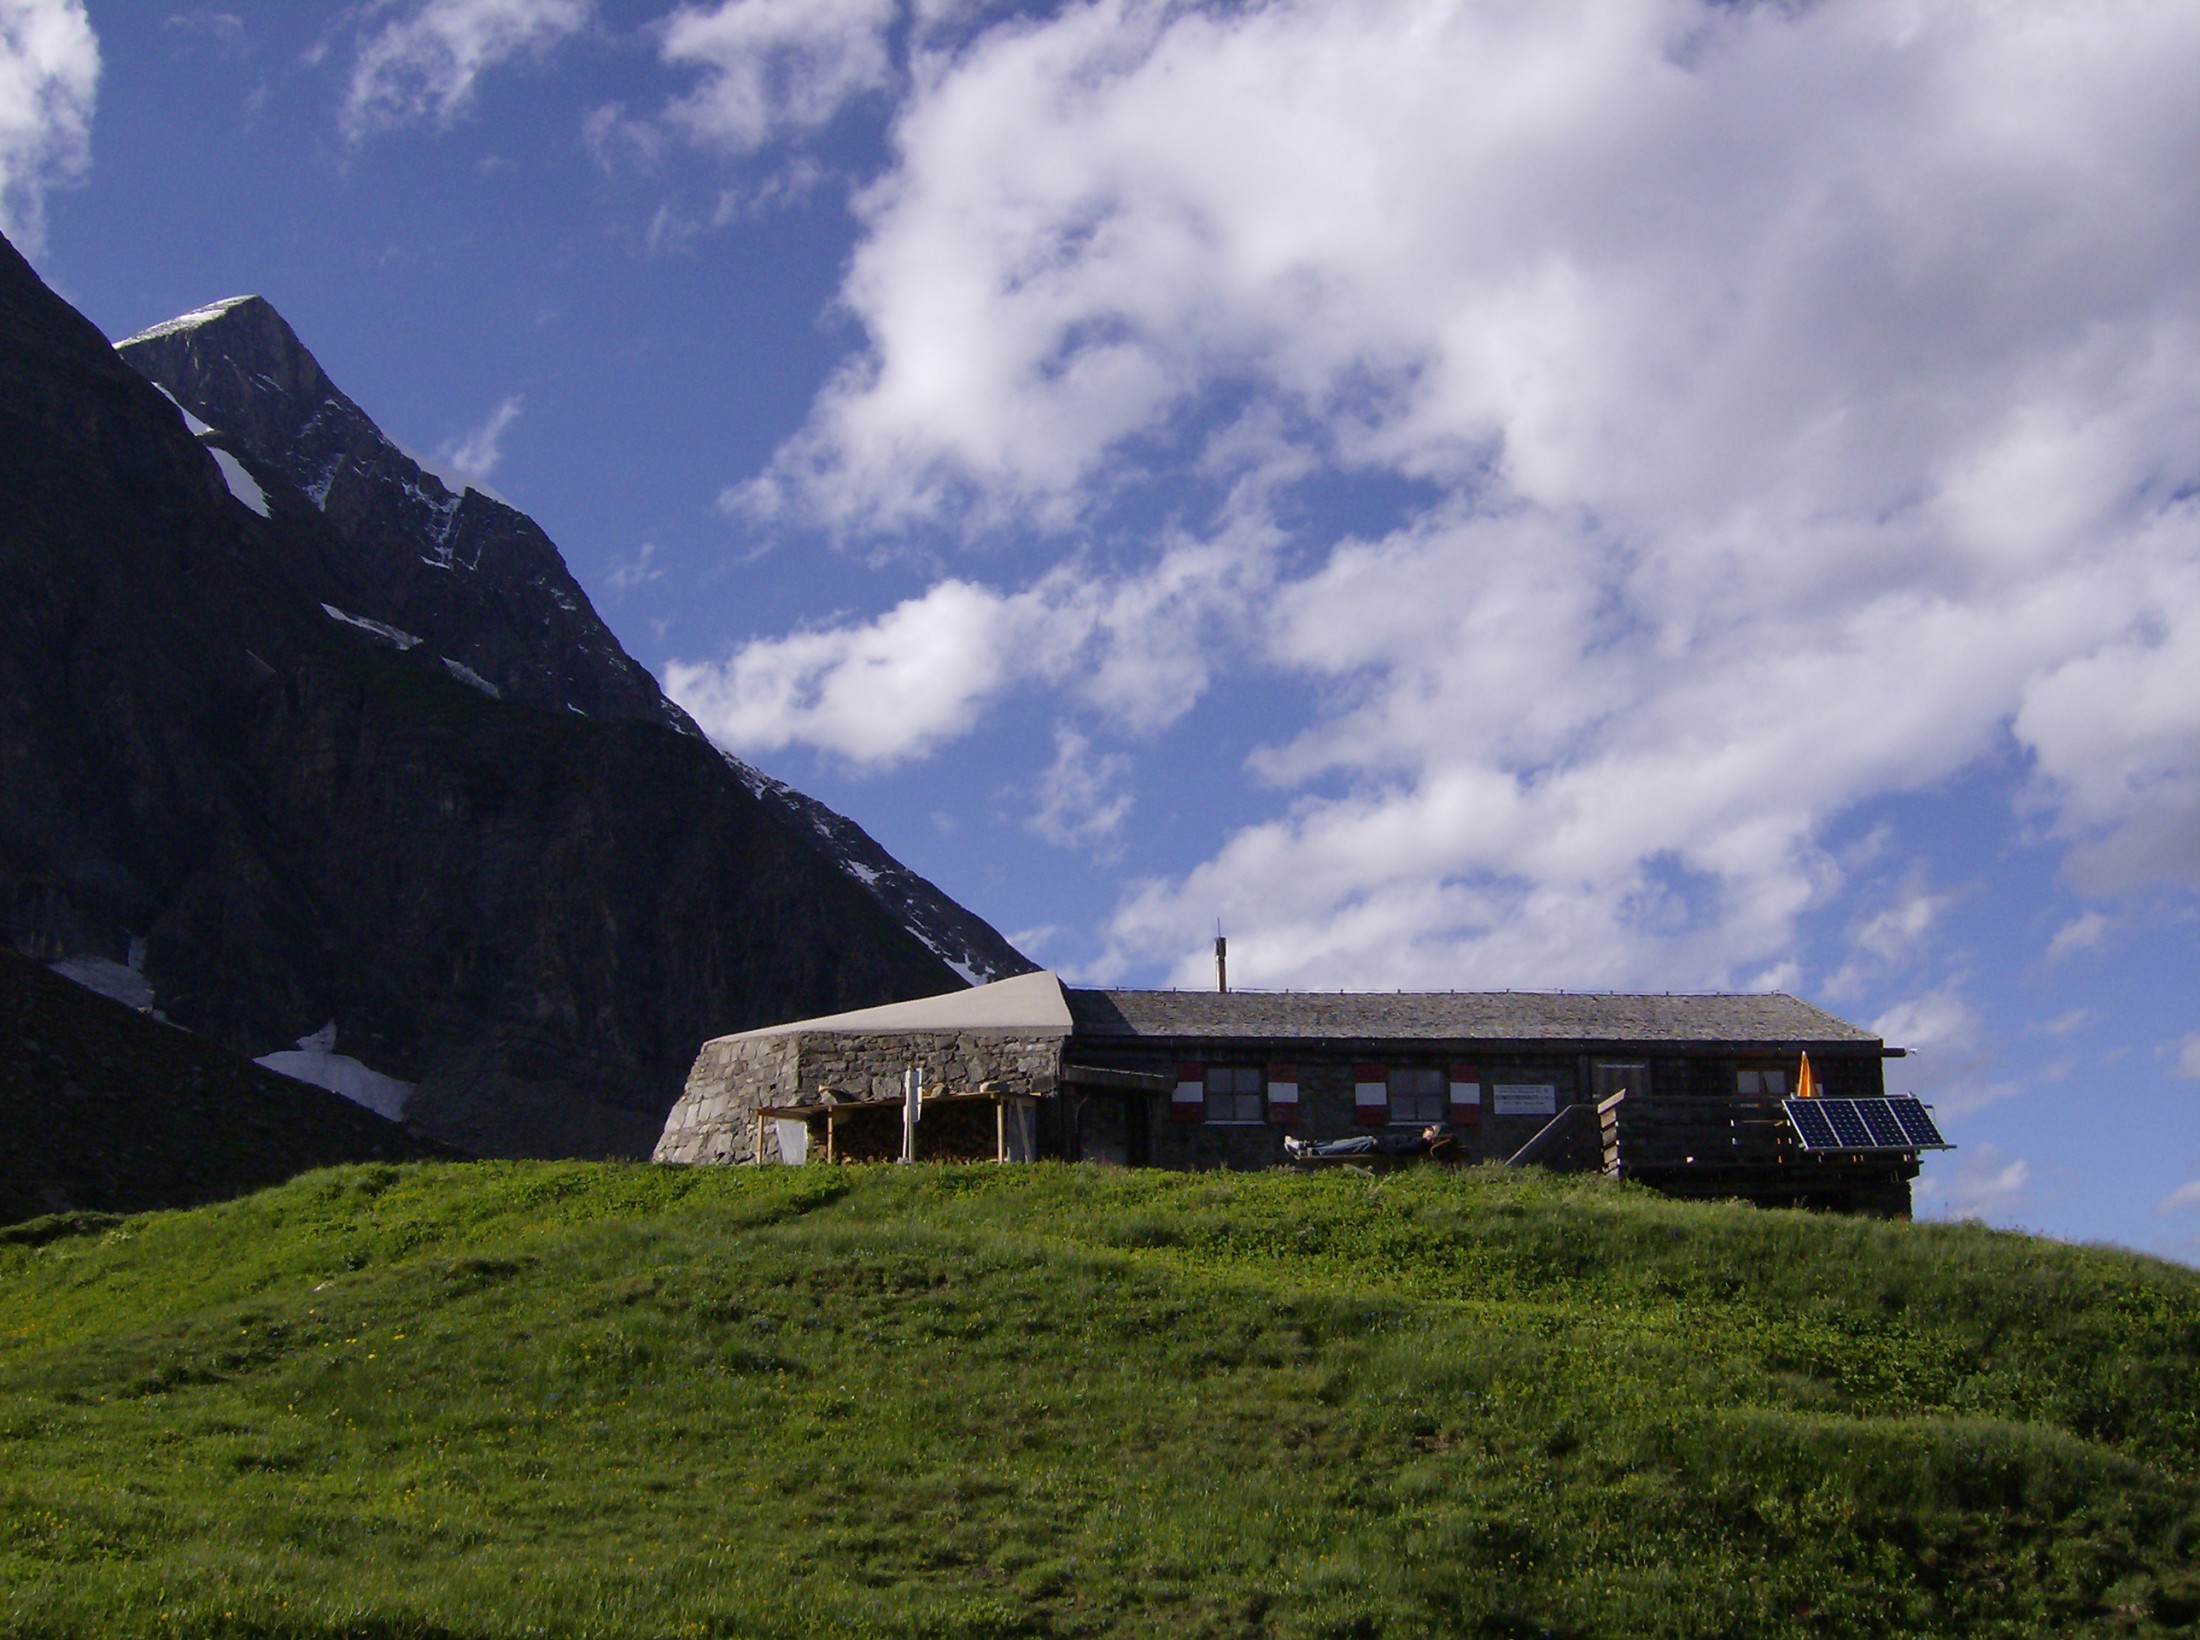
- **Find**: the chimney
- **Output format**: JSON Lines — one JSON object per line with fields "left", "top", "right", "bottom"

{"left": 1215, "top": 932, "right": 1228, "bottom": 994}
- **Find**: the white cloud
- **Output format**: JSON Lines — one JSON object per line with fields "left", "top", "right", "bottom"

{"left": 343, "top": 0, "right": 591, "bottom": 142}
{"left": 2159, "top": 1179, "right": 2200, "bottom": 1216}
{"left": 1869, "top": 988, "right": 2018, "bottom": 1120}
{"left": 1916, "top": 1142, "right": 2039, "bottom": 1225}
{"left": 1854, "top": 885, "right": 1949, "bottom": 965}
{"left": 723, "top": 0, "right": 2200, "bottom": 985}
{"left": 2045, "top": 909, "right": 2115, "bottom": 963}
{"left": 2177, "top": 1031, "right": 2200, "bottom": 1081}
{"left": 667, "top": 578, "right": 1067, "bottom": 767}
{"left": 659, "top": 0, "right": 894, "bottom": 155}
{"left": 2013, "top": 539, "right": 2200, "bottom": 893}
{"left": 2029, "top": 1007, "right": 2094, "bottom": 1039}
{"left": 605, "top": 540, "right": 664, "bottom": 595}
{"left": 1871, "top": 990, "right": 1981, "bottom": 1060}
{"left": 1029, "top": 726, "right": 1132, "bottom": 858}
{"left": 437, "top": 393, "right": 525, "bottom": 482}
{"left": 0, "top": 0, "right": 97, "bottom": 255}
{"left": 670, "top": 515, "right": 1275, "bottom": 768}
{"left": 163, "top": 11, "right": 247, "bottom": 55}
{"left": 1823, "top": 876, "right": 1950, "bottom": 1000}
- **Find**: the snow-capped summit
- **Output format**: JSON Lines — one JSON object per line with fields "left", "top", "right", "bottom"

{"left": 115, "top": 294, "right": 259, "bottom": 346}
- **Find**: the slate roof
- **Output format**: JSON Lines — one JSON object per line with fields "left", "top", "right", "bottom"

{"left": 1064, "top": 989, "right": 1881, "bottom": 1048}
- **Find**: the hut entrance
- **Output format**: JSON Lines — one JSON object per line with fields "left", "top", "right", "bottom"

{"left": 756, "top": 1088, "right": 1039, "bottom": 1165}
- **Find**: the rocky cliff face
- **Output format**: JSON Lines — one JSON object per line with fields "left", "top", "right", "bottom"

{"left": 116, "top": 300, "right": 1031, "bottom": 989}
{"left": 0, "top": 229, "right": 1022, "bottom": 1158}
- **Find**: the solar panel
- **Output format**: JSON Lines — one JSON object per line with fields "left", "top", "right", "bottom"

{"left": 1783, "top": 1097, "right": 1952, "bottom": 1152}
{"left": 1786, "top": 1101, "right": 1838, "bottom": 1149}
{"left": 1887, "top": 1095, "right": 1948, "bottom": 1149}
{"left": 1825, "top": 1101, "right": 1873, "bottom": 1147}
{"left": 1859, "top": 1102, "right": 1906, "bottom": 1147}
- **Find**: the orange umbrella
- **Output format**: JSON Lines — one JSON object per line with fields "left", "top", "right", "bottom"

{"left": 1795, "top": 1051, "right": 1817, "bottom": 1099}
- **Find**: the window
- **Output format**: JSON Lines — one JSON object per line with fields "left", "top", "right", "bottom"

{"left": 1388, "top": 1066, "right": 1447, "bottom": 1125}
{"left": 1736, "top": 1066, "right": 1790, "bottom": 1096}
{"left": 1205, "top": 1065, "right": 1264, "bottom": 1124}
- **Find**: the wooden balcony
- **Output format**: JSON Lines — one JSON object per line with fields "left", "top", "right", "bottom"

{"left": 1504, "top": 1093, "right": 1921, "bottom": 1217}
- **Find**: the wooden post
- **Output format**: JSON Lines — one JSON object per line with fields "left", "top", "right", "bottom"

{"left": 996, "top": 1099, "right": 1006, "bottom": 1162}
{"left": 754, "top": 1109, "right": 765, "bottom": 1166}
{"left": 825, "top": 1108, "right": 835, "bottom": 1165}
{"left": 1596, "top": 1090, "right": 1625, "bottom": 1177}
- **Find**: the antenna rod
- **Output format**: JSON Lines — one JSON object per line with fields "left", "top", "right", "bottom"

{"left": 1215, "top": 930, "right": 1228, "bottom": 994}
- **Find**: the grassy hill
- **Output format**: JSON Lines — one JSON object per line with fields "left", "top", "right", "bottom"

{"left": 1, "top": 1162, "right": 2193, "bottom": 1638}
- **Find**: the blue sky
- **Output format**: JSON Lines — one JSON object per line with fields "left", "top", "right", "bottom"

{"left": 3, "top": 0, "right": 2195, "bottom": 1260}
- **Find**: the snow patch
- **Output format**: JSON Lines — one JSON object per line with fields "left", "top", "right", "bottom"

{"left": 256, "top": 1022, "right": 414, "bottom": 1122}
{"left": 210, "top": 447, "right": 269, "bottom": 517}
{"left": 48, "top": 956, "right": 154, "bottom": 1012}
{"left": 321, "top": 603, "right": 421, "bottom": 650}
{"left": 716, "top": 748, "right": 775, "bottom": 798}
{"left": 152, "top": 383, "right": 213, "bottom": 436}
{"left": 442, "top": 657, "right": 501, "bottom": 697}
{"left": 116, "top": 296, "right": 257, "bottom": 347}
{"left": 306, "top": 455, "right": 343, "bottom": 510}
{"left": 400, "top": 475, "right": 464, "bottom": 558}
{"left": 902, "top": 921, "right": 989, "bottom": 986}
{"left": 844, "top": 860, "right": 883, "bottom": 887}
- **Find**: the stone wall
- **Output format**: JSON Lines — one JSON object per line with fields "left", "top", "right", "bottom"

{"left": 794, "top": 1028, "right": 1062, "bottom": 1106}
{"left": 652, "top": 1028, "right": 1064, "bottom": 1166}
{"left": 652, "top": 1034, "right": 797, "bottom": 1164}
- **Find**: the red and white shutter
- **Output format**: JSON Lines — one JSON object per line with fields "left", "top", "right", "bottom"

{"left": 1265, "top": 1063, "right": 1299, "bottom": 1125}
{"left": 1448, "top": 1063, "right": 1481, "bottom": 1126}
{"left": 1172, "top": 1061, "right": 1205, "bottom": 1124}
{"left": 1354, "top": 1063, "right": 1388, "bottom": 1126}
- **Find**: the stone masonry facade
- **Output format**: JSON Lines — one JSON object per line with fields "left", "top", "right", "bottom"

{"left": 653, "top": 1028, "right": 1064, "bottom": 1166}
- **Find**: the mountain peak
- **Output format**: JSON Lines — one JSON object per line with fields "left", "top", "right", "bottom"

{"left": 118, "top": 293, "right": 268, "bottom": 346}
{"left": 115, "top": 293, "right": 1035, "bottom": 991}
{"left": 119, "top": 294, "right": 347, "bottom": 440}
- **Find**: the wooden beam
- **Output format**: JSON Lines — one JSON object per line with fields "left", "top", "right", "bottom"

{"left": 1506, "top": 1102, "right": 1594, "bottom": 1170}
{"left": 1060, "top": 1063, "right": 1175, "bottom": 1093}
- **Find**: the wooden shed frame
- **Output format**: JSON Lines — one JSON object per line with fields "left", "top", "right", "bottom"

{"left": 754, "top": 1088, "right": 1042, "bottom": 1165}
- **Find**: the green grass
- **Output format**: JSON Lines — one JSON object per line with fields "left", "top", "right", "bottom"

{"left": 1, "top": 1161, "right": 2195, "bottom": 1637}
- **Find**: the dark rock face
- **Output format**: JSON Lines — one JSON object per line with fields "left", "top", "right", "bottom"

{"left": 0, "top": 949, "right": 452, "bottom": 1224}
{"left": 0, "top": 230, "right": 1010, "bottom": 1158}
{"left": 115, "top": 300, "right": 1034, "bottom": 990}
{"left": 117, "top": 296, "right": 680, "bottom": 730}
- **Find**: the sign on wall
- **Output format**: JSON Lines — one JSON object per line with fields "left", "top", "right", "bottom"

{"left": 1491, "top": 1084, "right": 1558, "bottom": 1117}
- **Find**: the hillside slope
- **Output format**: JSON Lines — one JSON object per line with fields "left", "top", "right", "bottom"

{"left": 0, "top": 227, "right": 983, "bottom": 1158}
{"left": 0, "top": 950, "right": 451, "bottom": 1223}
{"left": 1, "top": 1163, "right": 2193, "bottom": 1637}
